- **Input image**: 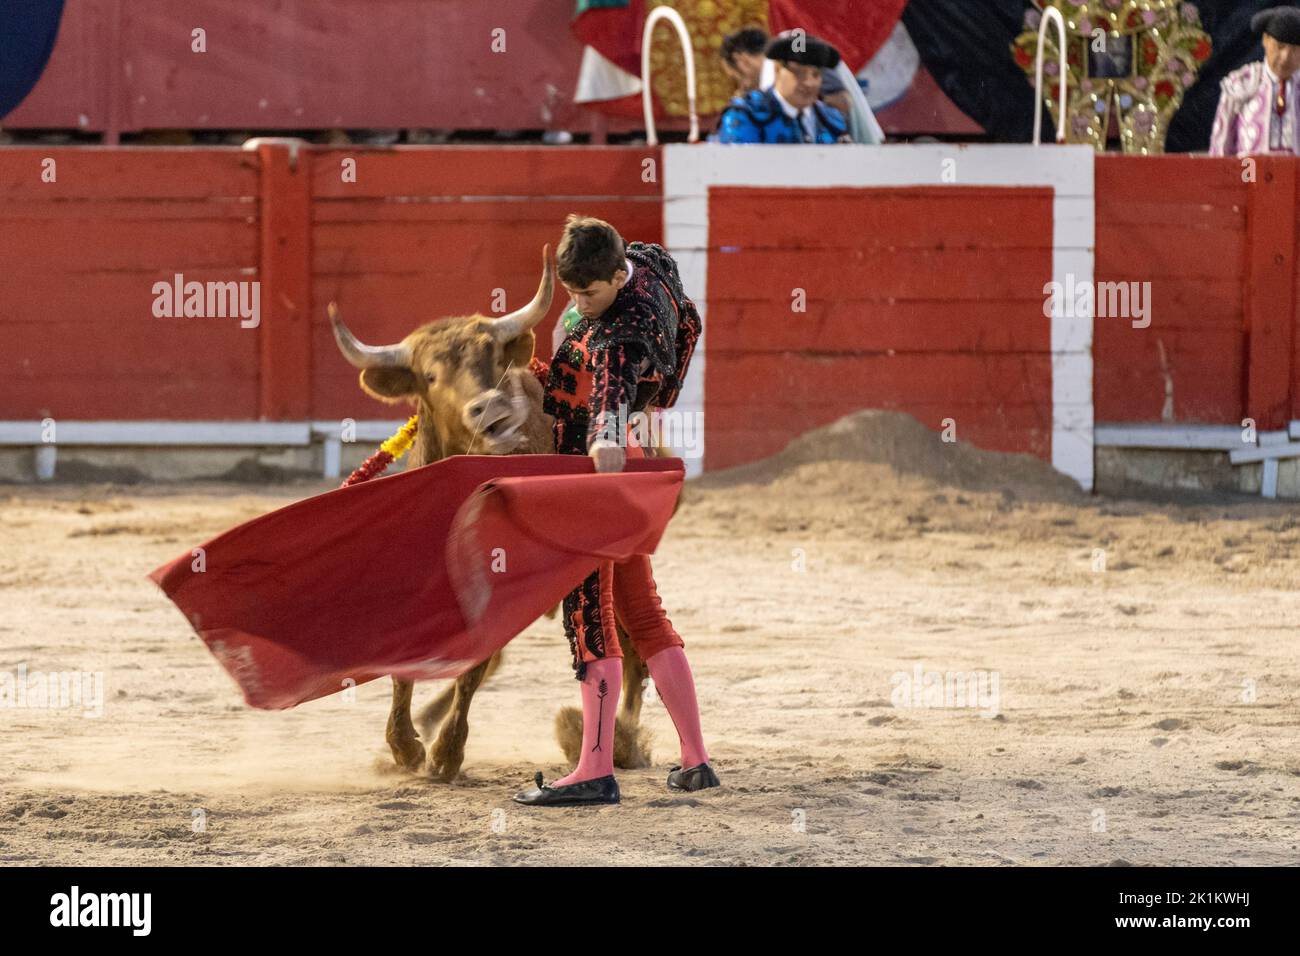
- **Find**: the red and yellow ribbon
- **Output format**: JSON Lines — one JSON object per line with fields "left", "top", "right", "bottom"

{"left": 340, "top": 415, "right": 419, "bottom": 488}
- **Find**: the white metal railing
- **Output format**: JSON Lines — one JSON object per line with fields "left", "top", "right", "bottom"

{"left": 641, "top": 6, "right": 699, "bottom": 146}
{"left": 1033, "top": 7, "right": 1068, "bottom": 145}
{"left": 0, "top": 420, "right": 408, "bottom": 480}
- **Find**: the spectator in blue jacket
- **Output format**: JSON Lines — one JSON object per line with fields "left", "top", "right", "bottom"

{"left": 716, "top": 34, "right": 848, "bottom": 144}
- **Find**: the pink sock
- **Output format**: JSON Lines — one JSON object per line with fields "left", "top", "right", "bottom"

{"left": 553, "top": 657, "right": 622, "bottom": 786}
{"left": 646, "top": 646, "right": 709, "bottom": 769}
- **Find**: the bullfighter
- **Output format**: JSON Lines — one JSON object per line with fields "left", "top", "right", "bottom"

{"left": 513, "top": 215, "right": 718, "bottom": 807}
{"left": 1210, "top": 7, "right": 1300, "bottom": 157}
{"left": 716, "top": 33, "right": 849, "bottom": 144}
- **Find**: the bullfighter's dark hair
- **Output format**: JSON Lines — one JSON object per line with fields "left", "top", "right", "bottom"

{"left": 720, "top": 27, "right": 768, "bottom": 66}
{"left": 557, "top": 214, "right": 627, "bottom": 287}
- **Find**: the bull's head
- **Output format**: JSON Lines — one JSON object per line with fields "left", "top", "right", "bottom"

{"left": 329, "top": 245, "right": 553, "bottom": 459}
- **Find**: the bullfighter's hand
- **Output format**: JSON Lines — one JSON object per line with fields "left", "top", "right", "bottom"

{"left": 589, "top": 438, "right": 626, "bottom": 473}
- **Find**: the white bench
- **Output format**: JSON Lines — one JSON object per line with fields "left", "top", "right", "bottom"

{"left": 1096, "top": 424, "right": 1294, "bottom": 498}
{"left": 310, "top": 421, "right": 410, "bottom": 479}
{"left": 0, "top": 422, "right": 312, "bottom": 481}
{"left": 0, "top": 418, "right": 416, "bottom": 481}
{"left": 0, "top": 420, "right": 406, "bottom": 481}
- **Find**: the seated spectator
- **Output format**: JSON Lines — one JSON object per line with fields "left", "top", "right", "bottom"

{"left": 720, "top": 27, "right": 768, "bottom": 97}
{"left": 1210, "top": 7, "right": 1300, "bottom": 157}
{"left": 716, "top": 34, "right": 848, "bottom": 144}
{"left": 818, "top": 67, "right": 853, "bottom": 122}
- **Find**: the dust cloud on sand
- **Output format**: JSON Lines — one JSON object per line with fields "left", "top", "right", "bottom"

{"left": 2, "top": 410, "right": 1298, "bottom": 865}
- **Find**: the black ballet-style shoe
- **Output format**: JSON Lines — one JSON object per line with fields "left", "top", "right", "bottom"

{"left": 513, "top": 771, "right": 620, "bottom": 807}
{"left": 666, "top": 762, "right": 721, "bottom": 792}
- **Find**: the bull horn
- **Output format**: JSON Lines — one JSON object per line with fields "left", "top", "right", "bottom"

{"left": 328, "top": 303, "right": 412, "bottom": 369}
{"left": 491, "top": 244, "right": 554, "bottom": 341}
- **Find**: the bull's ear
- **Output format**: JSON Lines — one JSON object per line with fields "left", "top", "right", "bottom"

{"left": 358, "top": 367, "right": 420, "bottom": 402}
{"left": 502, "top": 330, "right": 536, "bottom": 371}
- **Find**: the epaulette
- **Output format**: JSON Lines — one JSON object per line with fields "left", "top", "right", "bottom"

{"left": 814, "top": 100, "right": 849, "bottom": 138}
{"left": 728, "top": 88, "right": 782, "bottom": 127}
{"left": 1220, "top": 62, "right": 1266, "bottom": 104}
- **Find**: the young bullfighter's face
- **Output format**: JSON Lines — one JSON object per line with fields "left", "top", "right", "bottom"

{"left": 561, "top": 266, "right": 628, "bottom": 322}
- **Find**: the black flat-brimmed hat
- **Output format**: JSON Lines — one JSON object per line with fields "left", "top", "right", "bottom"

{"left": 1253, "top": 6, "right": 1300, "bottom": 45}
{"left": 765, "top": 33, "right": 841, "bottom": 69}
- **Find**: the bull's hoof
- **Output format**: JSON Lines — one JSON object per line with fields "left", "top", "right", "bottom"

{"left": 427, "top": 721, "right": 468, "bottom": 783}
{"left": 387, "top": 733, "right": 426, "bottom": 772}
{"left": 614, "top": 716, "right": 652, "bottom": 769}
{"left": 554, "top": 706, "right": 652, "bottom": 769}
{"left": 427, "top": 752, "right": 464, "bottom": 783}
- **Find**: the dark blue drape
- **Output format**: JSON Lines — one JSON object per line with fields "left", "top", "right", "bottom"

{"left": 0, "top": 0, "right": 66, "bottom": 120}
{"left": 901, "top": 0, "right": 1034, "bottom": 141}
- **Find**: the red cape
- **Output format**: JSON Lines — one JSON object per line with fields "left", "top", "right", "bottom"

{"left": 149, "top": 455, "right": 684, "bottom": 710}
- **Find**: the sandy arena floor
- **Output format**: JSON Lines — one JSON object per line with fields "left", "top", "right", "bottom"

{"left": 2, "top": 411, "right": 1298, "bottom": 866}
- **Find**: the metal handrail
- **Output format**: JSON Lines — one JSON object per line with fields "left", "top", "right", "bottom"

{"left": 1033, "top": 6, "right": 1068, "bottom": 145}
{"left": 642, "top": 6, "right": 699, "bottom": 146}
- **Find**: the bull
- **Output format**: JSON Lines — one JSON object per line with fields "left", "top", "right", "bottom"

{"left": 329, "top": 246, "right": 651, "bottom": 781}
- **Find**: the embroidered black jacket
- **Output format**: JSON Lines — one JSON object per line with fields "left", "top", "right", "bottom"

{"left": 542, "top": 242, "right": 700, "bottom": 455}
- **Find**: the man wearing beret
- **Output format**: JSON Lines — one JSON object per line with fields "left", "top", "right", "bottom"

{"left": 1210, "top": 6, "right": 1300, "bottom": 156}
{"left": 717, "top": 33, "right": 849, "bottom": 144}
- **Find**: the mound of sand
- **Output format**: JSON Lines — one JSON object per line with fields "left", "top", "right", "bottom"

{"left": 680, "top": 408, "right": 1300, "bottom": 590}
{"left": 695, "top": 409, "right": 1082, "bottom": 502}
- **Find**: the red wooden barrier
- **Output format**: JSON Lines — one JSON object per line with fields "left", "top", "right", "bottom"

{"left": 704, "top": 185, "right": 1056, "bottom": 469}
{"left": 308, "top": 146, "right": 662, "bottom": 420}
{"left": 257, "top": 141, "right": 313, "bottom": 420}
{"left": 1093, "top": 155, "right": 1300, "bottom": 432}
{"left": 1093, "top": 156, "right": 1248, "bottom": 426}
{"left": 1246, "top": 157, "right": 1298, "bottom": 431}
{"left": 0, "top": 148, "right": 261, "bottom": 419}
{"left": 0, "top": 144, "right": 662, "bottom": 423}
{"left": 6, "top": 147, "right": 1300, "bottom": 470}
